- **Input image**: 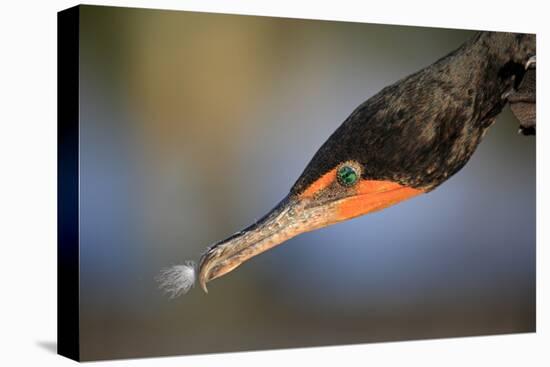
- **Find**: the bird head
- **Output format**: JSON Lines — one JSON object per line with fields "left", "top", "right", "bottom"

{"left": 197, "top": 31, "right": 537, "bottom": 293}
{"left": 198, "top": 115, "right": 426, "bottom": 293}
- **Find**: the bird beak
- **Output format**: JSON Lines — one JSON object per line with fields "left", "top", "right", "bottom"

{"left": 198, "top": 178, "right": 423, "bottom": 292}
{"left": 198, "top": 195, "right": 315, "bottom": 293}
{"left": 198, "top": 192, "right": 365, "bottom": 292}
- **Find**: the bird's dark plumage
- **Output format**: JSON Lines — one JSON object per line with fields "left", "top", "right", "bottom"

{"left": 193, "top": 31, "right": 535, "bottom": 293}
{"left": 509, "top": 67, "right": 536, "bottom": 135}
{"left": 291, "top": 32, "right": 535, "bottom": 194}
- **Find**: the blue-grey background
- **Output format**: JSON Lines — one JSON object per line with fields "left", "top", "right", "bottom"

{"left": 78, "top": 6, "right": 535, "bottom": 360}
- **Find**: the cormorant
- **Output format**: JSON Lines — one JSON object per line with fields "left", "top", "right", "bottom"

{"left": 163, "top": 31, "right": 536, "bottom": 296}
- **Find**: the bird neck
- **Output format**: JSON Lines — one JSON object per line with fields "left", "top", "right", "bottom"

{"left": 440, "top": 32, "right": 535, "bottom": 127}
{"left": 408, "top": 32, "right": 536, "bottom": 190}
{"left": 289, "top": 32, "right": 535, "bottom": 195}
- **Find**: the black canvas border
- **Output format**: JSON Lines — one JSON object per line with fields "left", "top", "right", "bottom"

{"left": 57, "top": 5, "right": 80, "bottom": 362}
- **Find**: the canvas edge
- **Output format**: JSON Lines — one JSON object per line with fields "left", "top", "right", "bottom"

{"left": 57, "top": 4, "right": 81, "bottom": 362}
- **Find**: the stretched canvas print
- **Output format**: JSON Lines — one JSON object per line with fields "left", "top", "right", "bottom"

{"left": 58, "top": 4, "right": 536, "bottom": 362}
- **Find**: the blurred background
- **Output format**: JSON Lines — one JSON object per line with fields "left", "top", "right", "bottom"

{"left": 78, "top": 5, "right": 535, "bottom": 361}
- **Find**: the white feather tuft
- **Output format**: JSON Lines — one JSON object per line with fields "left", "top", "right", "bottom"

{"left": 156, "top": 261, "right": 196, "bottom": 298}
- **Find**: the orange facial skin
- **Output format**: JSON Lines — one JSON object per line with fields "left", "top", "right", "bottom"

{"left": 301, "top": 168, "right": 339, "bottom": 198}
{"left": 300, "top": 167, "right": 425, "bottom": 221}
{"left": 339, "top": 182, "right": 424, "bottom": 220}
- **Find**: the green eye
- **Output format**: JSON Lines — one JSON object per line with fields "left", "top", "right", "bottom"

{"left": 337, "top": 165, "right": 359, "bottom": 187}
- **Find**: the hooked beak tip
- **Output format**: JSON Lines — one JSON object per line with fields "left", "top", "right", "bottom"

{"left": 195, "top": 195, "right": 299, "bottom": 293}
{"left": 198, "top": 255, "right": 212, "bottom": 294}
{"left": 200, "top": 280, "right": 208, "bottom": 294}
